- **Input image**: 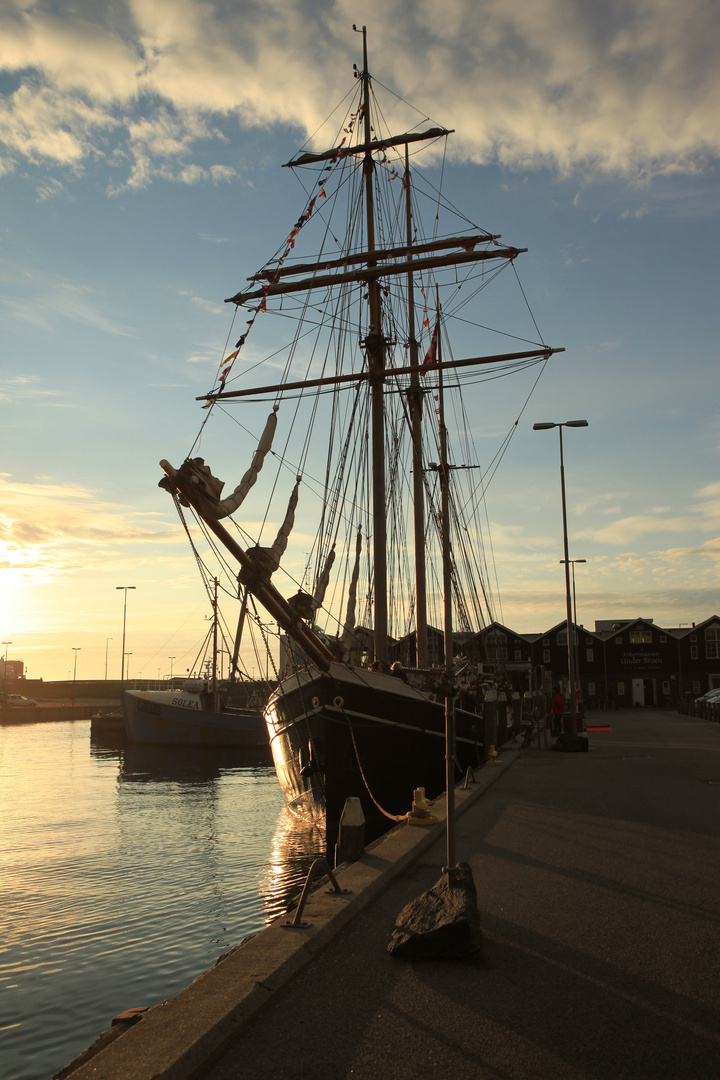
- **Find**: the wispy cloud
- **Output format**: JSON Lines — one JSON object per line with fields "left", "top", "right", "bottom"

{"left": 1, "top": 1, "right": 719, "bottom": 187}
{"left": 0, "top": 475, "right": 182, "bottom": 586}
{"left": 0, "top": 265, "right": 134, "bottom": 337}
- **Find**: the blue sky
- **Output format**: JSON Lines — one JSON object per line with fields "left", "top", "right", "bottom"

{"left": 1, "top": 0, "right": 719, "bottom": 681}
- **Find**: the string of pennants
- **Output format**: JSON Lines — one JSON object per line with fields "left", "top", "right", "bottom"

{"left": 204, "top": 106, "right": 437, "bottom": 405}
{"left": 204, "top": 106, "right": 364, "bottom": 407}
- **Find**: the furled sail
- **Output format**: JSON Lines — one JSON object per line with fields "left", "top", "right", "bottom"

{"left": 272, "top": 477, "right": 300, "bottom": 567}
{"left": 314, "top": 543, "right": 336, "bottom": 610}
{"left": 216, "top": 407, "right": 278, "bottom": 520}
{"left": 341, "top": 527, "right": 362, "bottom": 647}
{"left": 241, "top": 478, "right": 300, "bottom": 583}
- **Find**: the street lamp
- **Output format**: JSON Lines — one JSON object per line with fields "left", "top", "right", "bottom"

{"left": 533, "top": 420, "right": 588, "bottom": 733}
{"left": 105, "top": 637, "right": 113, "bottom": 680}
{"left": 116, "top": 587, "right": 136, "bottom": 681}
{"left": 125, "top": 653, "right": 132, "bottom": 682}
{"left": 2, "top": 641, "right": 11, "bottom": 691}
{"left": 168, "top": 656, "right": 176, "bottom": 681}
{"left": 71, "top": 647, "right": 81, "bottom": 718}
{"left": 560, "top": 558, "right": 586, "bottom": 699}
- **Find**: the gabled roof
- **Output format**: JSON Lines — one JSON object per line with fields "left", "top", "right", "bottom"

{"left": 594, "top": 618, "right": 654, "bottom": 633}
{"left": 594, "top": 616, "right": 657, "bottom": 641}
{"left": 475, "top": 620, "right": 536, "bottom": 643}
{"left": 540, "top": 618, "right": 604, "bottom": 642}
{"left": 666, "top": 615, "right": 720, "bottom": 639}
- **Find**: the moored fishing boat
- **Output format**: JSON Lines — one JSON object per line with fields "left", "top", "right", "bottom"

{"left": 157, "top": 27, "right": 562, "bottom": 844}
{"left": 121, "top": 681, "right": 266, "bottom": 748}
{"left": 121, "top": 579, "right": 266, "bottom": 748}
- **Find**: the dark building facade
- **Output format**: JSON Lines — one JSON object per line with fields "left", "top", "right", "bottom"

{"left": 517, "top": 615, "right": 720, "bottom": 707}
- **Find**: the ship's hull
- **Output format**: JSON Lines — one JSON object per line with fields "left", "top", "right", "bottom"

{"left": 264, "top": 662, "right": 485, "bottom": 847}
{"left": 122, "top": 688, "right": 267, "bottom": 747}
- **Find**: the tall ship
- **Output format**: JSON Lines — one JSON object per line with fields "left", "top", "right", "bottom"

{"left": 158, "top": 28, "right": 562, "bottom": 845}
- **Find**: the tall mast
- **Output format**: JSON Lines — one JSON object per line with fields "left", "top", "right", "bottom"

{"left": 436, "top": 301, "right": 453, "bottom": 673}
{"left": 436, "top": 301, "right": 456, "bottom": 869}
{"left": 212, "top": 576, "right": 219, "bottom": 709}
{"left": 405, "top": 145, "right": 428, "bottom": 669}
{"left": 359, "top": 26, "right": 388, "bottom": 667}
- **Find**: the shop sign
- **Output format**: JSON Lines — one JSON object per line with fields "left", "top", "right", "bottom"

{"left": 619, "top": 650, "right": 663, "bottom": 668}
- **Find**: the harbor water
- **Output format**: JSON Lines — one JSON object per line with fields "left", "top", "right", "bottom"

{"left": 0, "top": 718, "right": 324, "bottom": 1080}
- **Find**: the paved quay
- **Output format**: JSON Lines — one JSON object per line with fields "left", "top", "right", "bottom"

{"left": 64, "top": 708, "right": 720, "bottom": 1080}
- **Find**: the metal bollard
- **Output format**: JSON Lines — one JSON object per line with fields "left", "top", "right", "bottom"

{"left": 334, "top": 796, "right": 366, "bottom": 866}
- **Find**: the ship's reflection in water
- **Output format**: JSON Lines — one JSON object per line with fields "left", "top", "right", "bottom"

{"left": 107, "top": 736, "right": 324, "bottom": 924}
{"left": 260, "top": 807, "right": 326, "bottom": 922}
{"left": 2, "top": 720, "right": 330, "bottom": 1080}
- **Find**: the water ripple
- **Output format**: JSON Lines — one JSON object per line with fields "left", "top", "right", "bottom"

{"left": 0, "top": 721, "right": 320, "bottom": 1080}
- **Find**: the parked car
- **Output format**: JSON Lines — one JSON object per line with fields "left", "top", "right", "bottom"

{"left": 694, "top": 687, "right": 720, "bottom": 706}
{"left": 5, "top": 694, "right": 38, "bottom": 707}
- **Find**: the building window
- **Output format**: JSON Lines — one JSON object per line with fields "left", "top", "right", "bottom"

{"left": 543, "top": 650, "right": 550, "bottom": 664}
{"left": 705, "top": 628, "right": 720, "bottom": 659}
{"left": 514, "top": 650, "right": 523, "bottom": 661}
{"left": 630, "top": 631, "right": 652, "bottom": 643}
{"left": 586, "top": 637, "right": 593, "bottom": 645}
{"left": 557, "top": 630, "right": 567, "bottom": 645}
{"left": 692, "top": 680, "right": 701, "bottom": 694}
{"left": 690, "top": 635, "right": 697, "bottom": 642}
{"left": 586, "top": 649, "right": 594, "bottom": 662}
{"left": 615, "top": 636, "right": 622, "bottom": 644}
{"left": 543, "top": 638, "right": 550, "bottom": 646}
{"left": 587, "top": 682, "right": 596, "bottom": 696}
{"left": 660, "top": 635, "right": 666, "bottom": 643}
{"left": 691, "top": 646, "right": 698, "bottom": 660}
{"left": 662, "top": 681, "right": 670, "bottom": 694}
{"left": 617, "top": 682, "right": 625, "bottom": 695}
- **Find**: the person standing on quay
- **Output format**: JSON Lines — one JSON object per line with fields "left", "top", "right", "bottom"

{"left": 550, "top": 685, "right": 565, "bottom": 736}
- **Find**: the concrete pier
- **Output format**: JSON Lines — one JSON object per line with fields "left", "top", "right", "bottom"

{"left": 57, "top": 709, "right": 720, "bottom": 1080}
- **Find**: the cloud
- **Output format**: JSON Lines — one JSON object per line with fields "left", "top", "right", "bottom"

{"left": 0, "top": 475, "right": 181, "bottom": 586}
{"left": 0, "top": 0, "right": 718, "bottom": 188}
{"left": 190, "top": 295, "right": 225, "bottom": 315}
{"left": 0, "top": 263, "right": 134, "bottom": 337}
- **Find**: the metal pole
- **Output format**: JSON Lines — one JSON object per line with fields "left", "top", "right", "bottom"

{"left": 558, "top": 427, "right": 578, "bottom": 734}
{"left": 560, "top": 559, "right": 585, "bottom": 706}
{"left": 435, "top": 301, "right": 456, "bottom": 871}
{"left": 105, "top": 637, "right": 112, "bottom": 680}
{"left": 571, "top": 562, "right": 580, "bottom": 701}
{"left": 116, "top": 587, "right": 135, "bottom": 681}
{"left": 72, "top": 647, "right": 80, "bottom": 719}
{"left": 2, "top": 642, "right": 11, "bottom": 693}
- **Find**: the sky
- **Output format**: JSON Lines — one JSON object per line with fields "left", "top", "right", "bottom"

{"left": 1, "top": 0, "right": 719, "bottom": 682}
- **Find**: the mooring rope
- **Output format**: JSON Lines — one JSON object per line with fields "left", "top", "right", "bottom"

{"left": 341, "top": 705, "right": 408, "bottom": 822}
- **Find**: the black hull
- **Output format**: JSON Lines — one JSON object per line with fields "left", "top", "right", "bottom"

{"left": 264, "top": 663, "right": 485, "bottom": 850}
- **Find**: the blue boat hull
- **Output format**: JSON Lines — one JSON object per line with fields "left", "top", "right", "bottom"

{"left": 122, "top": 688, "right": 267, "bottom": 747}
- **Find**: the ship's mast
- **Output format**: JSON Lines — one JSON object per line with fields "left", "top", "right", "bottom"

{"left": 200, "top": 40, "right": 564, "bottom": 675}
{"left": 359, "top": 26, "right": 388, "bottom": 668}
{"left": 435, "top": 300, "right": 456, "bottom": 869}
{"left": 405, "top": 146, "right": 428, "bottom": 669}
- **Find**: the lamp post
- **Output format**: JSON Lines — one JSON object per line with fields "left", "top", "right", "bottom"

{"left": 105, "top": 637, "right": 113, "bottom": 680}
{"left": 2, "top": 641, "right": 12, "bottom": 691}
{"left": 560, "top": 558, "right": 586, "bottom": 701}
{"left": 71, "top": 647, "right": 80, "bottom": 718}
{"left": 533, "top": 420, "right": 588, "bottom": 734}
{"left": 168, "top": 656, "right": 176, "bottom": 682}
{"left": 116, "top": 587, "right": 136, "bottom": 681}
{"left": 125, "top": 653, "right": 132, "bottom": 682}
